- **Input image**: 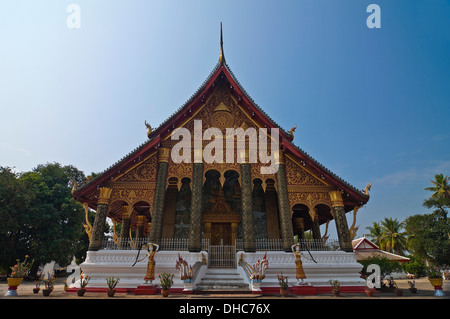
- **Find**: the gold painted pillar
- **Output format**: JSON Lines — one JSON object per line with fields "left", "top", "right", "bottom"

{"left": 88, "top": 187, "right": 112, "bottom": 251}
{"left": 135, "top": 215, "right": 146, "bottom": 239}
{"left": 311, "top": 208, "right": 321, "bottom": 240}
{"left": 161, "top": 181, "right": 178, "bottom": 238}
{"left": 240, "top": 149, "right": 256, "bottom": 252}
{"left": 275, "top": 152, "right": 295, "bottom": 252}
{"left": 188, "top": 149, "right": 204, "bottom": 252}
{"left": 294, "top": 217, "right": 305, "bottom": 240}
{"left": 264, "top": 180, "right": 281, "bottom": 239}
{"left": 329, "top": 190, "right": 353, "bottom": 252}
{"left": 119, "top": 204, "right": 132, "bottom": 249}
{"left": 148, "top": 148, "right": 170, "bottom": 245}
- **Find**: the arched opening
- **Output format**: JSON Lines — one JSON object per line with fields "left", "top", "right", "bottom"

{"left": 292, "top": 204, "right": 312, "bottom": 239}
{"left": 174, "top": 177, "right": 191, "bottom": 238}
{"left": 264, "top": 178, "right": 281, "bottom": 239}
{"left": 162, "top": 177, "right": 179, "bottom": 238}
{"left": 252, "top": 178, "right": 268, "bottom": 239}
{"left": 202, "top": 169, "right": 241, "bottom": 245}
{"left": 133, "top": 200, "right": 151, "bottom": 238}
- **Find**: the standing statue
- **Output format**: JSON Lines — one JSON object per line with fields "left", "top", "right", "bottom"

{"left": 292, "top": 243, "right": 306, "bottom": 283}
{"left": 176, "top": 254, "right": 193, "bottom": 281}
{"left": 143, "top": 243, "right": 159, "bottom": 284}
{"left": 249, "top": 252, "right": 269, "bottom": 281}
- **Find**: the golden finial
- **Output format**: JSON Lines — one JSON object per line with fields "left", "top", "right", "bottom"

{"left": 219, "top": 22, "right": 225, "bottom": 64}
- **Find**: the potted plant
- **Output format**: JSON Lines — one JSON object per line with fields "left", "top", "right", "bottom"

{"left": 158, "top": 273, "right": 174, "bottom": 297}
{"left": 364, "top": 286, "right": 374, "bottom": 297}
{"left": 78, "top": 272, "right": 91, "bottom": 296}
{"left": 106, "top": 276, "right": 120, "bottom": 297}
{"left": 33, "top": 280, "right": 41, "bottom": 294}
{"left": 5, "top": 255, "right": 33, "bottom": 296}
{"left": 277, "top": 273, "right": 289, "bottom": 297}
{"left": 407, "top": 280, "right": 417, "bottom": 294}
{"left": 329, "top": 279, "right": 340, "bottom": 297}
{"left": 427, "top": 269, "right": 444, "bottom": 296}
{"left": 42, "top": 275, "right": 56, "bottom": 296}
{"left": 393, "top": 282, "right": 403, "bottom": 296}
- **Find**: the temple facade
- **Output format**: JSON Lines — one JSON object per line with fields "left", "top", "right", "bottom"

{"left": 71, "top": 27, "right": 370, "bottom": 295}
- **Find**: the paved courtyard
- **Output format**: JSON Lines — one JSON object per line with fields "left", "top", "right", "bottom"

{"left": 1, "top": 277, "right": 448, "bottom": 299}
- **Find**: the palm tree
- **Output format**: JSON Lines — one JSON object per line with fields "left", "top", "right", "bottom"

{"left": 380, "top": 217, "right": 407, "bottom": 255}
{"left": 425, "top": 174, "right": 450, "bottom": 201}
{"left": 365, "top": 222, "right": 383, "bottom": 248}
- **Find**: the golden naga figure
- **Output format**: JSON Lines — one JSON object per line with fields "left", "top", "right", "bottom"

{"left": 364, "top": 182, "right": 372, "bottom": 196}
{"left": 145, "top": 120, "right": 153, "bottom": 139}
{"left": 292, "top": 243, "right": 306, "bottom": 283}
{"left": 349, "top": 206, "right": 360, "bottom": 240}
{"left": 144, "top": 243, "right": 159, "bottom": 284}
{"left": 289, "top": 123, "right": 297, "bottom": 140}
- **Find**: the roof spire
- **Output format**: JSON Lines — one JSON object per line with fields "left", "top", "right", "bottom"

{"left": 219, "top": 22, "right": 225, "bottom": 64}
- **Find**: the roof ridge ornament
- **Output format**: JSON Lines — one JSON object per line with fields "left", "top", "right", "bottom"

{"left": 219, "top": 22, "right": 225, "bottom": 64}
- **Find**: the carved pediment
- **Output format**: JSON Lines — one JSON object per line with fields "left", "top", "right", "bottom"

{"left": 285, "top": 157, "right": 327, "bottom": 186}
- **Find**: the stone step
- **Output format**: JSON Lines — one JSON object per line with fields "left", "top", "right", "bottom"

{"left": 195, "top": 268, "right": 250, "bottom": 292}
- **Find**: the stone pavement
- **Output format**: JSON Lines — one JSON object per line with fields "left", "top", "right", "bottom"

{"left": 1, "top": 278, "right": 448, "bottom": 318}
{"left": 0, "top": 277, "right": 448, "bottom": 299}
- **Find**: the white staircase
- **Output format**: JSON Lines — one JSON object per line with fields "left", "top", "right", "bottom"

{"left": 195, "top": 268, "right": 250, "bottom": 293}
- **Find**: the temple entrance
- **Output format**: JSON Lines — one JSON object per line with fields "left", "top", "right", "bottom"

{"left": 211, "top": 223, "right": 232, "bottom": 245}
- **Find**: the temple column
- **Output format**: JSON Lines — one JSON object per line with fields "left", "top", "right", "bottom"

{"left": 135, "top": 215, "right": 146, "bottom": 239}
{"left": 88, "top": 187, "right": 112, "bottom": 251}
{"left": 329, "top": 190, "right": 353, "bottom": 252}
{"left": 311, "top": 208, "right": 321, "bottom": 240}
{"left": 275, "top": 153, "right": 295, "bottom": 252}
{"left": 161, "top": 180, "right": 178, "bottom": 238}
{"left": 264, "top": 180, "right": 281, "bottom": 239}
{"left": 148, "top": 147, "right": 170, "bottom": 245}
{"left": 188, "top": 148, "right": 204, "bottom": 252}
{"left": 294, "top": 217, "right": 305, "bottom": 240}
{"left": 119, "top": 204, "right": 132, "bottom": 249}
{"left": 240, "top": 156, "right": 256, "bottom": 252}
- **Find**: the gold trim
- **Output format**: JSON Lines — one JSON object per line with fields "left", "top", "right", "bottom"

{"left": 98, "top": 187, "right": 113, "bottom": 205}
{"left": 329, "top": 190, "right": 344, "bottom": 207}
{"left": 112, "top": 152, "right": 157, "bottom": 182}
{"left": 158, "top": 147, "right": 171, "bottom": 163}
{"left": 285, "top": 154, "right": 330, "bottom": 186}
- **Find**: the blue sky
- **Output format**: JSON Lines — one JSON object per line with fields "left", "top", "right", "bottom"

{"left": 1, "top": 1, "right": 449, "bottom": 238}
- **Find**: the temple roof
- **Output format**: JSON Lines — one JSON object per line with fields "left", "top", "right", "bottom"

{"left": 73, "top": 33, "right": 370, "bottom": 209}
{"left": 352, "top": 237, "right": 410, "bottom": 263}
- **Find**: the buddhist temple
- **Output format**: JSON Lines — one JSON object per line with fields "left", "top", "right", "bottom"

{"left": 70, "top": 24, "right": 371, "bottom": 295}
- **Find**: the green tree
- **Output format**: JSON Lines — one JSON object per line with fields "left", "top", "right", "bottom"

{"left": 380, "top": 217, "right": 407, "bottom": 255}
{"left": 425, "top": 173, "right": 450, "bottom": 203}
{"left": 0, "top": 163, "right": 88, "bottom": 276}
{"left": 365, "top": 221, "right": 383, "bottom": 248}
{"left": 404, "top": 210, "right": 450, "bottom": 268}
{"left": 0, "top": 167, "right": 36, "bottom": 273}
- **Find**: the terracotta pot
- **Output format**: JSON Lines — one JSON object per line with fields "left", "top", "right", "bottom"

{"left": 409, "top": 288, "right": 417, "bottom": 294}
{"left": 280, "top": 288, "right": 289, "bottom": 297}
{"left": 395, "top": 288, "right": 403, "bottom": 296}
{"left": 42, "top": 289, "right": 52, "bottom": 297}
{"left": 107, "top": 289, "right": 116, "bottom": 297}
{"left": 77, "top": 288, "right": 86, "bottom": 296}
{"left": 365, "top": 288, "right": 374, "bottom": 297}
{"left": 33, "top": 288, "right": 40, "bottom": 294}
{"left": 332, "top": 290, "right": 340, "bottom": 297}
{"left": 161, "top": 289, "right": 169, "bottom": 297}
